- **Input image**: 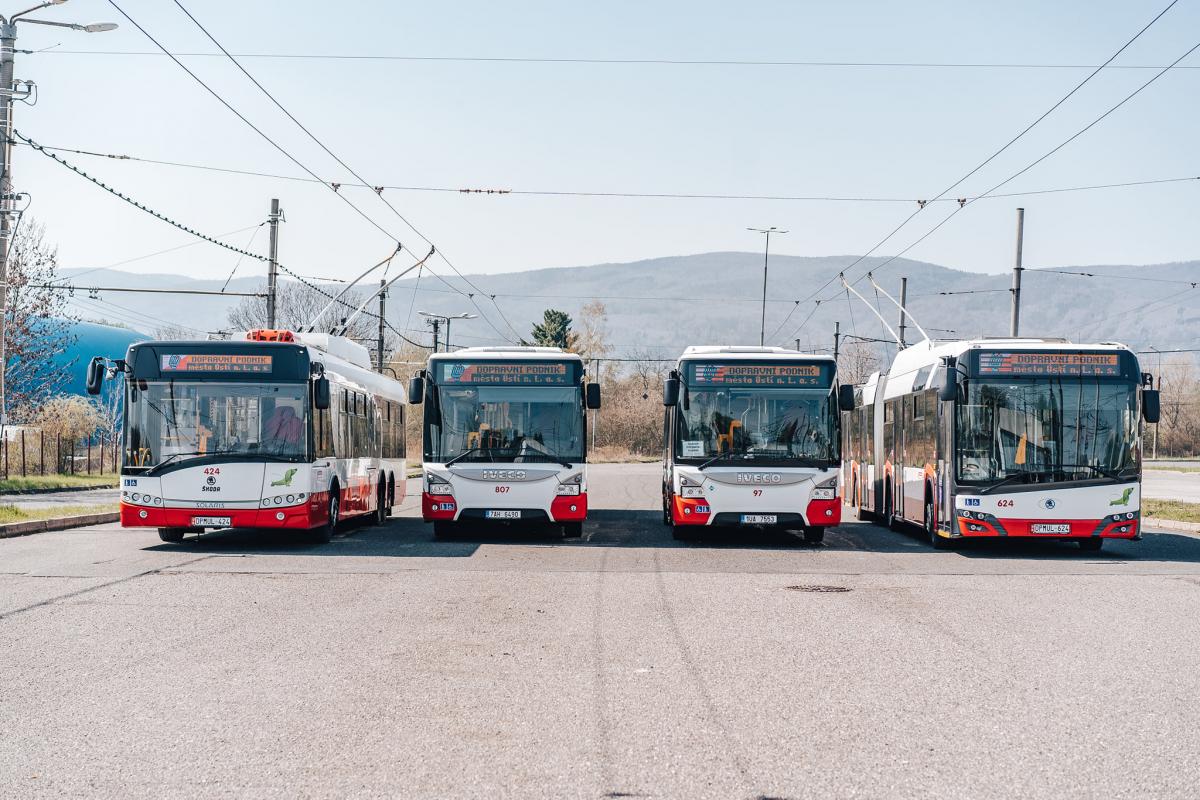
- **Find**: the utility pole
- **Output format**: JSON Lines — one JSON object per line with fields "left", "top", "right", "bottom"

{"left": 0, "top": 6, "right": 117, "bottom": 426}
{"left": 897, "top": 277, "right": 908, "bottom": 348}
{"left": 748, "top": 226, "right": 788, "bottom": 347}
{"left": 1010, "top": 207, "right": 1024, "bottom": 337}
{"left": 419, "top": 311, "right": 474, "bottom": 354}
{"left": 266, "top": 198, "right": 282, "bottom": 328}
{"left": 376, "top": 278, "right": 386, "bottom": 373}
{"left": 833, "top": 321, "right": 841, "bottom": 364}
{"left": 794, "top": 338, "right": 801, "bottom": 352}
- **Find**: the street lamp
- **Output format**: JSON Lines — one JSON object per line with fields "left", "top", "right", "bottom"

{"left": 418, "top": 311, "right": 476, "bottom": 353}
{"left": 0, "top": 0, "right": 118, "bottom": 425}
{"left": 747, "top": 226, "right": 788, "bottom": 347}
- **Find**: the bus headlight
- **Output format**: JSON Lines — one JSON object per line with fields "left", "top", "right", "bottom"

{"left": 556, "top": 484, "right": 581, "bottom": 496}
{"left": 680, "top": 475, "right": 701, "bottom": 488}
{"left": 812, "top": 475, "right": 837, "bottom": 500}
{"left": 426, "top": 474, "right": 454, "bottom": 496}
{"left": 681, "top": 486, "right": 704, "bottom": 498}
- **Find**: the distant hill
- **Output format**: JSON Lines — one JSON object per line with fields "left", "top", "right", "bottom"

{"left": 60, "top": 254, "right": 1199, "bottom": 357}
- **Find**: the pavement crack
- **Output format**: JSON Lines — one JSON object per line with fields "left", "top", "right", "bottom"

{"left": 0, "top": 555, "right": 216, "bottom": 621}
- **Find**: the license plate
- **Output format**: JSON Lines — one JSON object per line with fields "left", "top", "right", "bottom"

{"left": 191, "top": 516, "right": 231, "bottom": 527}
{"left": 740, "top": 514, "right": 778, "bottom": 525}
{"left": 485, "top": 510, "right": 521, "bottom": 520}
{"left": 1031, "top": 523, "right": 1070, "bottom": 534}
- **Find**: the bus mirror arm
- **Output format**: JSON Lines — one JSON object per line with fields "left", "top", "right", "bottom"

{"left": 313, "top": 376, "right": 331, "bottom": 410}
{"left": 837, "top": 384, "right": 855, "bottom": 412}
{"left": 1142, "top": 389, "right": 1160, "bottom": 424}
{"left": 938, "top": 357, "right": 959, "bottom": 402}
{"left": 408, "top": 376, "right": 425, "bottom": 406}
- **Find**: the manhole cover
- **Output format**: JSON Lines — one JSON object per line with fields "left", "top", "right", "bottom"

{"left": 785, "top": 584, "right": 851, "bottom": 593}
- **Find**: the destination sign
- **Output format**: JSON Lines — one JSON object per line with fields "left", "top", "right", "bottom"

{"left": 687, "top": 362, "right": 832, "bottom": 387}
{"left": 438, "top": 361, "right": 577, "bottom": 385}
{"left": 977, "top": 352, "right": 1123, "bottom": 377}
{"left": 160, "top": 354, "right": 273, "bottom": 373}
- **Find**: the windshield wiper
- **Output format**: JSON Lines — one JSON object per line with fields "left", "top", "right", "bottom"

{"left": 698, "top": 448, "right": 755, "bottom": 471}
{"left": 445, "top": 446, "right": 492, "bottom": 467}
{"left": 978, "top": 469, "right": 1054, "bottom": 494}
{"left": 1056, "top": 463, "right": 1121, "bottom": 481}
{"left": 515, "top": 447, "right": 572, "bottom": 468}
{"left": 144, "top": 449, "right": 283, "bottom": 475}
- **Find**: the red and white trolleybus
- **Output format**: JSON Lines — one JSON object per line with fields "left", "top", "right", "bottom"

{"left": 87, "top": 329, "right": 408, "bottom": 544}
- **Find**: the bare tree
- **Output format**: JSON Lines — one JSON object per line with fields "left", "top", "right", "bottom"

{"left": 227, "top": 280, "right": 376, "bottom": 340}
{"left": 837, "top": 339, "right": 880, "bottom": 386}
{"left": 2, "top": 221, "right": 76, "bottom": 422}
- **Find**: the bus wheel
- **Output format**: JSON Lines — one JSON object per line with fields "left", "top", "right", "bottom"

{"left": 662, "top": 491, "right": 672, "bottom": 526}
{"left": 561, "top": 521, "right": 584, "bottom": 538}
{"left": 885, "top": 483, "right": 899, "bottom": 531}
{"left": 1078, "top": 537, "right": 1104, "bottom": 552}
{"left": 157, "top": 527, "right": 186, "bottom": 543}
{"left": 926, "top": 494, "right": 951, "bottom": 549}
{"left": 802, "top": 527, "right": 825, "bottom": 545}
{"left": 312, "top": 486, "right": 338, "bottom": 544}
{"left": 372, "top": 481, "right": 387, "bottom": 526}
{"left": 433, "top": 520, "right": 454, "bottom": 539}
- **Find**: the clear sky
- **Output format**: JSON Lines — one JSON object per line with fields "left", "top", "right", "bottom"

{"left": 7, "top": 0, "right": 1199, "bottom": 284}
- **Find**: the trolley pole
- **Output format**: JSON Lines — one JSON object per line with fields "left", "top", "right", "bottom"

{"left": 897, "top": 277, "right": 908, "bottom": 348}
{"left": 1010, "top": 207, "right": 1024, "bottom": 337}
{"left": 376, "top": 278, "right": 386, "bottom": 372}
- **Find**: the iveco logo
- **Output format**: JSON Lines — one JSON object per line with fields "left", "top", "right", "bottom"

{"left": 483, "top": 470, "right": 526, "bottom": 481}
{"left": 736, "top": 473, "right": 783, "bottom": 484}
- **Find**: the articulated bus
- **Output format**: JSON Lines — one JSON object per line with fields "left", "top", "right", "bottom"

{"left": 661, "top": 346, "right": 855, "bottom": 543}
{"left": 87, "top": 329, "right": 408, "bottom": 544}
{"left": 842, "top": 337, "right": 1160, "bottom": 551}
{"left": 407, "top": 347, "right": 602, "bottom": 538}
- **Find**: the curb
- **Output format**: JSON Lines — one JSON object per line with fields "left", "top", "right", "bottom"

{"left": 0, "top": 484, "right": 119, "bottom": 496}
{"left": 0, "top": 511, "right": 120, "bottom": 539}
{"left": 1145, "top": 517, "right": 1200, "bottom": 534}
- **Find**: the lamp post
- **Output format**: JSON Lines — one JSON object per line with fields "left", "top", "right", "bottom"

{"left": 1, "top": 1, "right": 118, "bottom": 425}
{"left": 747, "top": 226, "right": 788, "bottom": 347}
{"left": 418, "top": 311, "right": 476, "bottom": 353}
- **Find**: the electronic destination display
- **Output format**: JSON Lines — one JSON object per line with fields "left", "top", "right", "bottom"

{"left": 436, "top": 361, "right": 580, "bottom": 386}
{"left": 160, "top": 354, "right": 273, "bottom": 373}
{"left": 686, "top": 361, "right": 833, "bottom": 388}
{"left": 975, "top": 351, "right": 1127, "bottom": 378}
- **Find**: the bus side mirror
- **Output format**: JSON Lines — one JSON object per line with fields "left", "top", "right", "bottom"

{"left": 939, "top": 364, "right": 958, "bottom": 402}
{"left": 663, "top": 377, "right": 680, "bottom": 407}
{"left": 314, "top": 376, "right": 331, "bottom": 410}
{"left": 837, "top": 384, "right": 855, "bottom": 412}
{"left": 408, "top": 376, "right": 425, "bottom": 406}
{"left": 585, "top": 382, "right": 602, "bottom": 410}
{"left": 85, "top": 357, "right": 105, "bottom": 396}
{"left": 1143, "top": 389, "right": 1160, "bottom": 424}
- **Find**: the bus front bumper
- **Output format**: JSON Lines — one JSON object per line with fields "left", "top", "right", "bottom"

{"left": 671, "top": 496, "right": 841, "bottom": 527}
{"left": 953, "top": 511, "right": 1141, "bottom": 540}
{"left": 421, "top": 492, "right": 588, "bottom": 523}
{"left": 120, "top": 502, "right": 315, "bottom": 530}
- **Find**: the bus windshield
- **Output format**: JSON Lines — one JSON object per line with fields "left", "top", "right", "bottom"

{"left": 955, "top": 378, "right": 1138, "bottom": 484}
{"left": 426, "top": 385, "right": 584, "bottom": 464}
{"left": 675, "top": 386, "right": 838, "bottom": 464}
{"left": 125, "top": 381, "right": 308, "bottom": 469}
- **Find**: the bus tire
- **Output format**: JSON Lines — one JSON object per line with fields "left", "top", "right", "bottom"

{"left": 1078, "top": 537, "right": 1104, "bottom": 552}
{"left": 312, "top": 484, "right": 339, "bottom": 544}
{"left": 662, "top": 490, "right": 672, "bottom": 526}
{"left": 802, "top": 527, "right": 825, "bottom": 545}
{"left": 157, "top": 527, "right": 186, "bottom": 543}
{"left": 385, "top": 474, "right": 395, "bottom": 518}
{"left": 885, "top": 481, "right": 899, "bottom": 531}
{"left": 561, "top": 521, "right": 583, "bottom": 538}
{"left": 372, "top": 480, "right": 387, "bottom": 526}
{"left": 926, "top": 490, "right": 952, "bottom": 549}
{"left": 432, "top": 520, "right": 454, "bottom": 539}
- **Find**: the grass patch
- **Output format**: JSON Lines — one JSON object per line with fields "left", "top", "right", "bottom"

{"left": 1145, "top": 466, "right": 1200, "bottom": 474}
{"left": 1143, "top": 499, "right": 1200, "bottom": 525}
{"left": 0, "top": 503, "right": 118, "bottom": 525}
{"left": 0, "top": 474, "right": 118, "bottom": 493}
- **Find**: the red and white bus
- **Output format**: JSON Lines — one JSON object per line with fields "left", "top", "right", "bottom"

{"left": 408, "top": 347, "right": 601, "bottom": 538}
{"left": 842, "top": 337, "right": 1160, "bottom": 551}
{"left": 661, "top": 346, "right": 855, "bottom": 543}
{"left": 87, "top": 329, "right": 408, "bottom": 544}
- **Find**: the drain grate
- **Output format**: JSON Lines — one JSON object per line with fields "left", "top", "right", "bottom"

{"left": 785, "top": 584, "right": 851, "bottom": 593}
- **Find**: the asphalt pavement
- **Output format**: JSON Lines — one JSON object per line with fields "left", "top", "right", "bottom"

{"left": 1143, "top": 469, "right": 1200, "bottom": 503}
{"left": 3, "top": 463, "right": 1200, "bottom": 798}
{"left": 0, "top": 487, "right": 120, "bottom": 510}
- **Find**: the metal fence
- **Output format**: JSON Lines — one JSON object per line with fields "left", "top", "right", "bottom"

{"left": 0, "top": 433, "right": 121, "bottom": 479}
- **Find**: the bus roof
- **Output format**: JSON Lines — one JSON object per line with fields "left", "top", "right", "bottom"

{"left": 879, "top": 337, "right": 1137, "bottom": 401}
{"left": 428, "top": 346, "right": 583, "bottom": 362}
{"left": 677, "top": 346, "right": 835, "bottom": 363}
